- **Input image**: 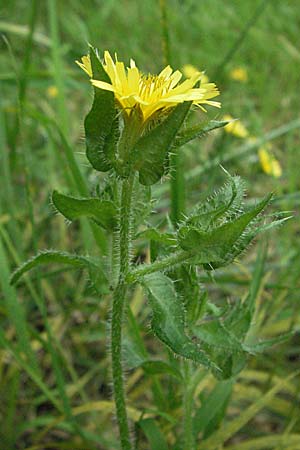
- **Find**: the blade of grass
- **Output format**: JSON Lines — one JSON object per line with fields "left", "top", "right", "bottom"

{"left": 2, "top": 368, "right": 20, "bottom": 449}
{"left": 198, "top": 372, "right": 299, "bottom": 449}
{"left": 5, "top": 8, "right": 97, "bottom": 438}
{"left": 0, "top": 105, "right": 24, "bottom": 257}
{"left": 0, "top": 237, "right": 38, "bottom": 372}
{"left": 47, "top": 0, "right": 69, "bottom": 137}
{"left": 226, "top": 434, "right": 300, "bottom": 450}
{"left": 0, "top": 327, "right": 61, "bottom": 411}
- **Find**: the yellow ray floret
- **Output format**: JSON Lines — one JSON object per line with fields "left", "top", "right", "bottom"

{"left": 76, "top": 51, "right": 221, "bottom": 122}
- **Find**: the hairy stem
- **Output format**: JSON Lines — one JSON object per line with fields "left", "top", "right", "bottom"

{"left": 127, "top": 249, "right": 192, "bottom": 282}
{"left": 111, "top": 175, "right": 134, "bottom": 450}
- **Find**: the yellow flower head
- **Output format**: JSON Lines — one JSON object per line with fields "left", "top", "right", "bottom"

{"left": 229, "top": 67, "right": 248, "bottom": 83}
{"left": 77, "top": 51, "right": 220, "bottom": 122}
{"left": 258, "top": 145, "right": 282, "bottom": 178}
{"left": 223, "top": 114, "right": 249, "bottom": 139}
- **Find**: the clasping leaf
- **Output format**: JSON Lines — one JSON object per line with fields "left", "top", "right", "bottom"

{"left": 52, "top": 190, "right": 117, "bottom": 230}
{"left": 143, "top": 272, "right": 221, "bottom": 373}
{"left": 84, "top": 46, "right": 117, "bottom": 171}
{"left": 178, "top": 193, "right": 272, "bottom": 268}
{"left": 174, "top": 119, "right": 229, "bottom": 148}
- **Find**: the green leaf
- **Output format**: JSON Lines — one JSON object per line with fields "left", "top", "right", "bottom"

{"left": 124, "top": 335, "right": 183, "bottom": 380}
{"left": 174, "top": 119, "right": 229, "bottom": 148}
{"left": 84, "top": 46, "right": 116, "bottom": 172}
{"left": 136, "top": 228, "right": 176, "bottom": 246}
{"left": 141, "top": 361, "right": 183, "bottom": 381}
{"left": 185, "top": 174, "right": 245, "bottom": 230}
{"left": 204, "top": 215, "right": 290, "bottom": 271}
{"left": 192, "top": 320, "right": 247, "bottom": 379}
{"left": 244, "top": 332, "right": 293, "bottom": 353}
{"left": 193, "top": 380, "right": 233, "bottom": 437}
{"left": 224, "top": 243, "right": 267, "bottom": 340}
{"left": 143, "top": 272, "right": 221, "bottom": 373}
{"left": 52, "top": 190, "right": 117, "bottom": 230}
{"left": 133, "top": 102, "right": 192, "bottom": 185}
{"left": 178, "top": 194, "right": 272, "bottom": 266}
{"left": 10, "top": 250, "right": 98, "bottom": 285}
{"left": 138, "top": 418, "right": 169, "bottom": 450}
{"left": 193, "top": 320, "right": 244, "bottom": 352}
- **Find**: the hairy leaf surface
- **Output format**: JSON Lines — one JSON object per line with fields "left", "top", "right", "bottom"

{"left": 52, "top": 190, "right": 117, "bottom": 230}
{"left": 143, "top": 272, "right": 221, "bottom": 372}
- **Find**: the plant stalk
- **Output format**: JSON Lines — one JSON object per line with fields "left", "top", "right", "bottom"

{"left": 127, "top": 249, "right": 192, "bottom": 282}
{"left": 111, "top": 174, "right": 134, "bottom": 450}
{"left": 183, "top": 362, "right": 195, "bottom": 450}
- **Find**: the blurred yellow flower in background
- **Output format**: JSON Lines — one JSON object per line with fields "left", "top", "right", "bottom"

{"left": 77, "top": 51, "right": 220, "bottom": 123}
{"left": 181, "top": 64, "right": 209, "bottom": 84}
{"left": 47, "top": 85, "right": 59, "bottom": 98}
{"left": 223, "top": 114, "right": 249, "bottom": 138}
{"left": 258, "top": 145, "right": 282, "bottom": 178}
{"left": 229, "top": 67, "right": 248, "bottom": 82}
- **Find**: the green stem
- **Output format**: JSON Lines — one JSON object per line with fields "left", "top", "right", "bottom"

{"left": 183, "top": 368, "right": 205, "bottom": 449}
{"left": 183, "top": 362, "right": 195, "bottom": 450}
{"left": 111, "top": 175, "right": 134, "bottom": 450}
{"left": 127, "top": 249, "right": 192, "bottom": 282}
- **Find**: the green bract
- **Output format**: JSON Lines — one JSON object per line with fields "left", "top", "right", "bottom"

{"left": 132, "top": 101, "right": 192, "bottom": 185}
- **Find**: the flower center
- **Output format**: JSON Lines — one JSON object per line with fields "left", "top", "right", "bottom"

{"left": 139, "top": 74, "right": 172, "bottom": 102}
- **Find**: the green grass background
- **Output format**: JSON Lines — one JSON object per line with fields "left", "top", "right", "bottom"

{"left": 0, "top": 0, "right": 300, "bottom": 448}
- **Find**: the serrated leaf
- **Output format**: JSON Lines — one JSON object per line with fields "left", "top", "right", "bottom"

{"left": 178, "top": 194, "right": 272, "bottom": 266}
{"left": 185, "top": 174, "right": 245, "bottom": 230}
{"left": 10, "top": 250, "right": 98, "bottom": 285}
{"left": 174, "top": 119, "right": 229, "bottom": 148}
{"left": 205, "top": 215, "right": 292, "bottom": 270}
{"left": 133, "top": 102, "right": 192, "bottom": 185}
{"left": 143, "top": 272, "right": 221, "bottom": 372}
{"left": 52, "top": 190, "right": 117, "bottom": 230}
{"left": 84, "top": 46, "right": 116, "bottom": 172}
